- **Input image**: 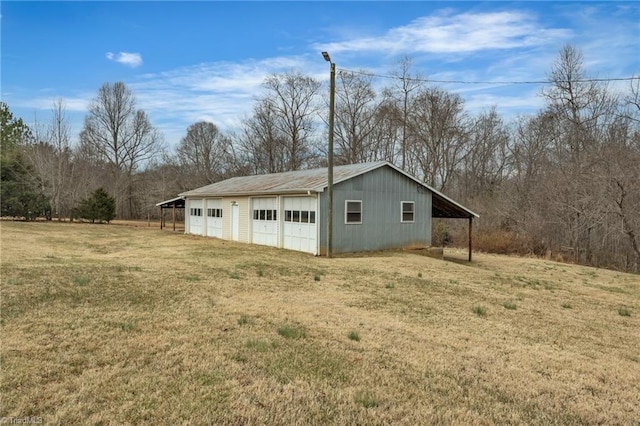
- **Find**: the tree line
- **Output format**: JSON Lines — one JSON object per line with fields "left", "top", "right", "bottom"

{"left": 1, "top": 45, "right": 638, "bottom": 272}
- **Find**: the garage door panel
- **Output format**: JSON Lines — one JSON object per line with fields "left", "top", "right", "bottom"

{"left": 189, "top": 199, "right": 203, "bottom": 235}
{"left": 252, "top": 197, "right": 277, "bottom": 247}
{"left": 283, "top": 196, "right": 316, "bottom": 254}
{"left": 206, "top": 199, "right": 223, "bottom": 238}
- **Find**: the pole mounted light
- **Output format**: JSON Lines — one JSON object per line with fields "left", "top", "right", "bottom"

{"left": 322, "top": 51, "right": 335, "bottom": 258}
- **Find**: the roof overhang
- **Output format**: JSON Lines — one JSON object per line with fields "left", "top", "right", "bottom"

{"left": 432, "top": 193, "right": 478, "bottom": 218}
{"left": 156, "top": 196, "right": 185, "bottom": 208}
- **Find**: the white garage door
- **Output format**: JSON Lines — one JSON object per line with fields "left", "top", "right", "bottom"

{"left": 283, "top": 196, "right": 317, "bottom": 254}
{"left": 188, "top": 199, "right": 203, "bottom": 235}
{"left": 206, "top": 199, "right": 223, "bottom": 238}
{"left": 252, "top": 197, "right": 277, "bottom": 247}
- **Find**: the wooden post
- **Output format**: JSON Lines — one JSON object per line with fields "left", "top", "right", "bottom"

{"left": 160, "top": 208, "right": 163, "bottom": 230}
{"left": 468, "top": 217, "right": 473, "bottom": 262}
{"left": 172, "top": 203, "right": 176, "bottom": 232}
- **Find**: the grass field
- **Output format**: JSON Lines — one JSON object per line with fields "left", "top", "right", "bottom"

{"left": 1, "top": 221, "right": 639, "bottom": 424}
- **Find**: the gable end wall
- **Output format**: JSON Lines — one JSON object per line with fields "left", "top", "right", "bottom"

{"left": 319, "top": 165, "right": 432, "bottom": 253}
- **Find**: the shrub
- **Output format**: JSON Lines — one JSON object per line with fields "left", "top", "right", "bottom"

{"left": 348, "top": 331, "right": 360, "bottom": 341}
{"left": 72, "top": 188, "right": 115, "bottom": 223}
{"left": 432, "top": 219, "right": 453, "bottom": 246}
{"left": 503, "top": 302, "right": 517, "bottom": 310}
{"left": 474, "top": 229, "right": 545, "bottom": 256}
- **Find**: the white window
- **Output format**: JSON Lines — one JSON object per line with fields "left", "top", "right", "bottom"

{"left": 253, "top": 209, "right": 277, "bottom": 221}
{"left": 284, "top": 210, "right": 316, "bottom": 223}
{"left": 401, "top": 201, "right": 414, "bottom": 223}
{"left": 207, "top": 208, "right": 222, "bottom": 218}
{"left": 345, "top": 200, "right": 362, "bottom": 224}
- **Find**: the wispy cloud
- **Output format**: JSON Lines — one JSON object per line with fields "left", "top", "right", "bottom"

{"left": 317, "top": 11, "right": 571, "bottom": 56}
{"left": 131, "top": 56, "right": 311, "bottom": 142}
{"left": 106, "top": 51, "right": 143, "bottom": 68}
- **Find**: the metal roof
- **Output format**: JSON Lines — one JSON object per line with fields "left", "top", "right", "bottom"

{"left": 155, "top": 196, "right": 185, "bottom": 208}
{"left": 179, "top": 161, "right": 478, "bottom": 219}
{"left": 180, "top": 161, "right": 387, "bottom": 197}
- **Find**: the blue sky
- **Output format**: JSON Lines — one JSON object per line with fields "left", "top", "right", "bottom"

{"left": 2, "top": 1, "right": 638, "bottom": 148}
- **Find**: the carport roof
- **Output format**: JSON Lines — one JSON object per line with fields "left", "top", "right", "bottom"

{"left": 155, "top": 196, "right": 185, "bottom": 208}
{"left": 179, "top": 161, "right": 478, "bottom": 219}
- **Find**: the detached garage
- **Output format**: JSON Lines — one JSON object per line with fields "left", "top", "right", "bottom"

{"left": 177, "top": 161, "right": 477, "bottom": 256}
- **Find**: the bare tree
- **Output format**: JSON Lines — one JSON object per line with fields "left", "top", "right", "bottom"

{"left": 384, "top": 57, "right": 423, "bottom": 170}
{"left": 176, "top": 121, "right": 232, "bottom": 187}
{"left": 79, "top": 82, "right": 163, "bottom": 218}
{"left": 542, "top": 45, "right": 615, "bottom": 162}
{"left": 333, "top": 71, "right": 381, "bottom": 164}
{"left": 24, "top": 99, "right": 74, "bottom": 219}
{"left": 407, "top": 87, "right": 468, "bottom": 191}
{"left": 367, "top": 101, "right": 402, "bottom": 164}
{"left": 261, "top": 71, "right": 321, "bottom": 170}
{"left": 238, "top": 99, "right": 290, "bottom": 174}
{"left": 457, "top": 107, "right": 511, "bottom": 199}
{"left": 540, "top": 45, "right": 618, "bottom": 263}
{"left": 47, "top": 99, "right": 72, "bottom": 219}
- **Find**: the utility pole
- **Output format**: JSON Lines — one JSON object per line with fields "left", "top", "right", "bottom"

{"left": 322, "top": 51, "right": 335, "bottom": 258}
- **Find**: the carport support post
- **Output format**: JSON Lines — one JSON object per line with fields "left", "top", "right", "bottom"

{"left": 172, "top": 203, "right": 176, "bottom": 232}
{"left": 160, "top": 207, "right": 163, "bottom": 230}
{"left": 468, "top": 217, "right": 473, "bottom": 262}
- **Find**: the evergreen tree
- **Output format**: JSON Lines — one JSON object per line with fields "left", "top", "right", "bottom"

{"left": 73, "top": 188, "right": 116, "bottom": 223}
{"left": 1, "top": 102, "right": 51, "bottom": 220}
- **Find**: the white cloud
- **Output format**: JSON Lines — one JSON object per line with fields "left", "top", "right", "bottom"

{"left": 106, "top": 51, "right": 143, "bottom": 68}
{"left": 317, "top": 11, "right": 571, "bottom": 56}
{"left": 130, "top": 56, "right": 311, "bottom": 143}
{"left": 11, "top": 94, "right": 91, "bottom": 112}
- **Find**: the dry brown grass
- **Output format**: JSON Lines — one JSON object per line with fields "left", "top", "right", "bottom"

{"left": 1, "top": 221, "right": 639, "bottom": 424}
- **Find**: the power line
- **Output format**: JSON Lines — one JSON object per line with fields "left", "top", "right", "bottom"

{"left": 337, "top": 68, "right": 640, "bottom": 85}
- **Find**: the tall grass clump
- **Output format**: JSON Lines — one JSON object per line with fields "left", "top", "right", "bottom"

{"left": 277, "top": 324, "right": 306, "bottom": 339}
{"left": 354, "top": 391, "right": 379, "bottom": 408}
{"left": 472, "top": 305, "right": 487, "bottom": 317}
{"left": 618, "top": 308, "right": 631, "bottom": 317}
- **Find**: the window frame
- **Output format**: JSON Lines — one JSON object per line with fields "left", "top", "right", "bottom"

{"left": 401, "top": 201, "right": 415, "bottom": 223}
{"left": 253, "top": 208, "right": 277, "bottom": 221}
{"left": 345, "top": 200, "right": 362, "bottom": 224}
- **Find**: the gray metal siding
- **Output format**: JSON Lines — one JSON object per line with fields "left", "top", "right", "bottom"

{"left": 319, "top": 166, "right": 432, "bottom": 253}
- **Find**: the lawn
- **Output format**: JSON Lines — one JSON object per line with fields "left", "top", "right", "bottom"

{"left": 1, "top": 221, "right": 638, "bottom": 424}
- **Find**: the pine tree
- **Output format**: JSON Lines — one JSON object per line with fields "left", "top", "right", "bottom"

{"left": 74, "top": 188, "right": 116, "bottom": 223}
{"left": 1, "top": 102, "right": 51, "bottom": 220}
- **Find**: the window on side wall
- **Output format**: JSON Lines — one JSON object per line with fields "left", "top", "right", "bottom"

{"left": 401, "top": 201, "right": 414, "bottom": 223}
{"left": 345, "top": 200, "right": 362, "bottom": 224}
